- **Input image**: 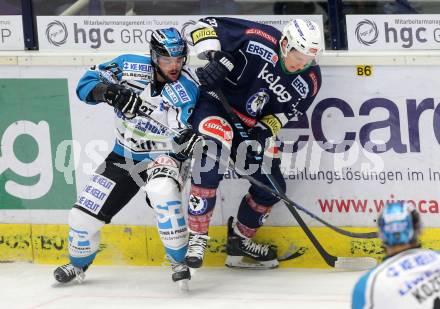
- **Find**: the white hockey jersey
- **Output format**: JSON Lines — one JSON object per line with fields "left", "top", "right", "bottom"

{"left": 352, "top": 248, "right": 440, "bottom": 309}
{"left": 76, "top": 53, "right": 199, "bottom": 161}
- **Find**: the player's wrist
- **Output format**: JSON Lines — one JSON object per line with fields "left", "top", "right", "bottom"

{"left": 90, "top": 82, "right": 110, "bottom": 102}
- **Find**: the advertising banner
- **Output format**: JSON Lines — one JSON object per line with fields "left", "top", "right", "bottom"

{"left": 0, "top": 79, "right": 77, "bottom": 210}
{"left": 1, "top": 63, "right": 440, "bottom": 228}
{"left": 219, "top": 65, "right": 440, "bottom": 227}
{"left": 0, "top": 15, "right": 24, "bottom": 50}
{"left": 36, "top": 15, "right": 324, "bottom": 51}
{"left": 346, "top": 14, "right": 440, "bottom": 51}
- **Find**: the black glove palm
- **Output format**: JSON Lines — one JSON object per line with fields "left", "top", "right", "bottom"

{"left": 196, "top": 51, "right": 235, "bottom": 88}
{"left": 173, "top": 128, "right": 203, "bottom": 160}
{"left": 104, "top": 84, "right": 142, "bottom": 119}
{"left": 245, "top": 125, "right": 273, "bottom": 165}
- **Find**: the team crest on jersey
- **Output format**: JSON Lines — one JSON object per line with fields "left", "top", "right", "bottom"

{"left": 246, "top": 88, "right": 269, "bottom": 116}
{"left": 188, "top": 194, "right": 208, "bottom": 215}
{"left": 199, "top": 116, "right": 233, "bottom": 147}
{"left": 246, "top": 41, "right": 278, "bottom": 66}
{"left": 291, "top": 75, "right": 309, "bottom": 99}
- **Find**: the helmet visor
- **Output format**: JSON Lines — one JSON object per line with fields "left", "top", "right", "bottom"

{"left": 290, "top": 49, "right": 317, "bottom": 63}
{"left": 283, "top": 49, "right": 318, "bottom": 72}
{"left": 156, "top": 55, "right": 186, "bottom": 81}
{"left": 157, "top": 55, "right": 186, "bottom": 69}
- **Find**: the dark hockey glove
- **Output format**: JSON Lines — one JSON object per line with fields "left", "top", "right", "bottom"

{"left": 245, "top": 125, "right": 273, "bottom": 165}
{"left": 173, "top": 128, "right": 203, "bottom": 160}
{"left": 104, "top": 84, "right": 142, "bottom": 119}
{"left": 196, "top": 51, "right": 235, "bottom": 88}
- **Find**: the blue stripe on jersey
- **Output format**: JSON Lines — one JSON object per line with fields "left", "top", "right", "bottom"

{"left": 352, "top": 270, "right": 373, "bottom": 309}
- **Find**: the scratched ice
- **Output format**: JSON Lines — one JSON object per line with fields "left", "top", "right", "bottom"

{"left": 0, "top": 263, "right": 364, "bottom": 309}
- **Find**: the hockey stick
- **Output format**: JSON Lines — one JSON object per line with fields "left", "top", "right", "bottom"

{"left": 213, "top": 89, "right": 377, "bottom": 269}
{"left": 136, "top": 108, "right": 376, "bottom": 269}
{"left": 193, "top": 53, "right": 376, "bottom": 240}
{"left": 214, "top": 90, "right": 378, "bottom": 240}
{"left": 135, "top": 109, "right": 304, "bottom": 263}
{"left": 136, "top": 105, "right": 376, "bottom": 239}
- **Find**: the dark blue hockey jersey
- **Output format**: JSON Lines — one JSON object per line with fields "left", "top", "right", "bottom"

{"left": 185, "top": 17, "right": 322, "bottom": 136}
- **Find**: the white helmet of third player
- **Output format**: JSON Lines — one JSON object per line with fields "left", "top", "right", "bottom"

{"left": 280, "top": 19, "right": 323, "bottom": 58}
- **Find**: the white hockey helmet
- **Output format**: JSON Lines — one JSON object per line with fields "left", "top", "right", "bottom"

{"left": 280, "top": 19, "right": 323, "bottom": 58}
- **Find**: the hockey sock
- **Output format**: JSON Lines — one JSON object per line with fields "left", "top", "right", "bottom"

{"left": 187, "top": 184, "right": 216, "bottom": 234}
{"left": 236, "top": 194, "right": 272, "bottom": 238}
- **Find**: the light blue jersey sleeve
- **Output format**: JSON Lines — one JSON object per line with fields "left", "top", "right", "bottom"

{"left": 76, "top": 54, "right": 151, "bottom": 104}
{"left": 162, "top": 67, "right": 199, "bottom": 128}
{"left": 352, "top": 270, "right": 373, "bottom": 309}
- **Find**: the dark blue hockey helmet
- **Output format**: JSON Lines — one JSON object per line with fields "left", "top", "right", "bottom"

{"left": 150, "top": 27, "right": 187, "bottom": 64}
{"left": 378, "top": 202, "right": 420, "bottom": 246}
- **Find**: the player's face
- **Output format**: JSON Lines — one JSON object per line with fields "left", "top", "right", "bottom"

{"left": 157, "top": 56, "right": 185, "bottom": 82}
{"left": 281, "top": 40, "right": 315, "bottom": 72}
{"left": 283, "top": 50, "right": 315, "bottom": 72}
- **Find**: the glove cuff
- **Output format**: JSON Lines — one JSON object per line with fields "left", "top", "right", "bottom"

{"left": 259, "top": 115, "right": 282, "bottom": 136}
{"left": 91, "top": 83, "right": 110, "bottom": 103}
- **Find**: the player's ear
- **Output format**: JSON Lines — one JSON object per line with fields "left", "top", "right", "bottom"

{"left": 280, "top": 39, "right": 287, "bottom": 49}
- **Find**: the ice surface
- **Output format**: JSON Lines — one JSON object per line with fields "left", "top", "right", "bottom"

{"left": 0, "top": 263, "right": 365, "bottom": 309}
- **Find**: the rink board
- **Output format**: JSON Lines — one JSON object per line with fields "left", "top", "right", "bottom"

{"left": 2, "top": 65, "right": 440, "bottom": 227}
{"left": 1, "top": 223, "right": 440, "bottom": 268}
{"left": 2, "top": 54, "right": 440, "bottom": 268}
